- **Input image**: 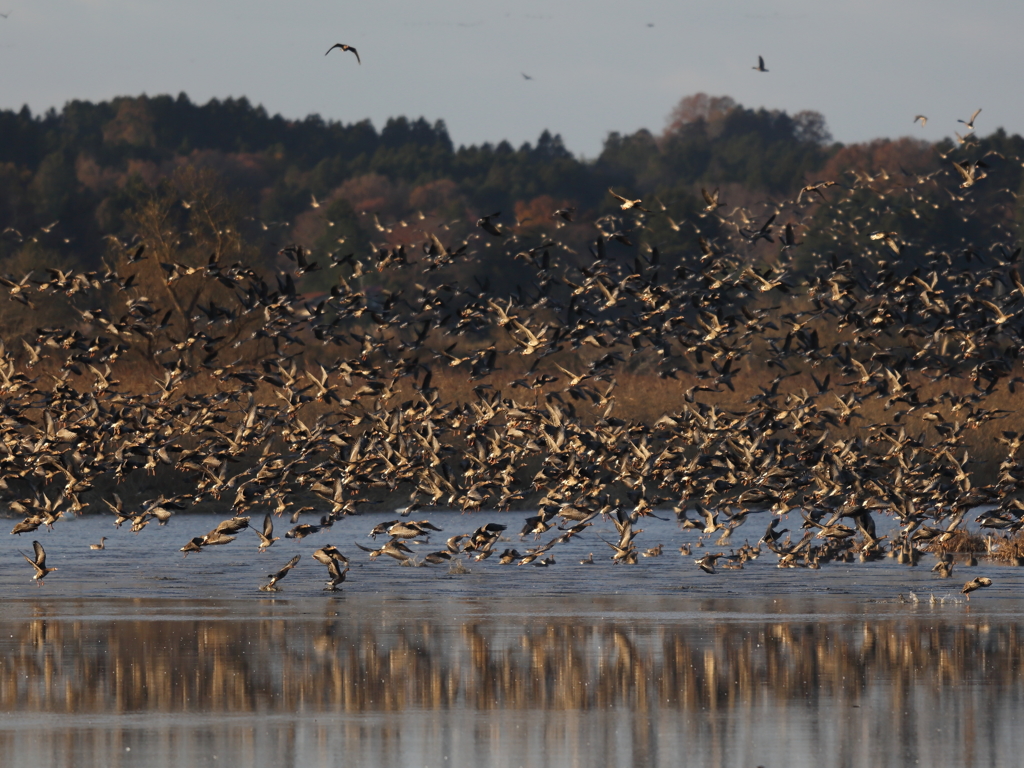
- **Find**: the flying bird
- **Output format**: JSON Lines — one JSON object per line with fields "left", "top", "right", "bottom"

{"left": 521, "top": 73, "right": 533, "bottom": 80}
{"left": 260, "top": 554, "right": 301, "bottom": 592}
{"left": 701, "top": 187, "right": 724, "bottom": 213}
{"left": 952, "top": 159, "right": 989, "bottom": 189}
{"left": 961, "top": 576, "right": 992, "bottom": 600}
{"left": 753, "top": 55, "right": 768, "bottom": 72}
{"left": 21, "top": 540, "right": 57, "bottom": 584}
{"left": 325, "top": 43, "right": 361, "bottom": 64}
{"left": 958, "top": 108, "right": 981, "bottom": 131}
{"left": 608, "top": 189, "right": 650, "bottom": 213}
{"left": 914, "top": 115, "right": 928, "bottom": 126}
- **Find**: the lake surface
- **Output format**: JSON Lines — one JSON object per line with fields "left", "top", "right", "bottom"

{"left": 2, "top": 512, "right": 1023, "bottom": 767}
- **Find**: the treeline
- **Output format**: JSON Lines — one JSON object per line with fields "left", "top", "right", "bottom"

{"left": 1, "top": 90, "right": 1023, "bottom": 289}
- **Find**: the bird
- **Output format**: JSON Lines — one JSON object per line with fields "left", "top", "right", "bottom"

{"left": 325, "top": 43, "right": 360, "bottom": 64}
{"left": 952, "top": 159, "right": 989, "bottom": 189}
{"left": 89, "top": 537, "right": 106, "bottom": 551}
{"left": 312, "top": 545, "right": 350, "bottom": 567}
{"left": 914, "top": 115, "right": 928, "bottom": 126}
{"left": 323, "top": 559, "right": 349, "bottom": 591}
{"left": 701, "top": 188, "right": 724, "bottom": 213}
{"left": 260, "top": 554, "right": 301, "bottom": 592}
{"left": 752, "top": 55, "right": 768, "bottom": 72}
{"left": 958, "top": 108, "right": 982, "bottom": 131}
{"left": 521, "top": 73, "right": 533, "bottom": 80}
{"left": 695, "top": 552, "right": 725, "bottom": 574}
{"left": 958, "top": 577, "right": 991, "bottom": 602}
{"left": 608, "top": 189, "right": 650, "bottom": 213}
{"left": 21, "top": 541, "right": 57, "bottom": 584}
{"left": 255, "top": 513, "right": 279, "bottom": 552}
{"left": 961, "top": 576, "right": 992, "bottom": 600}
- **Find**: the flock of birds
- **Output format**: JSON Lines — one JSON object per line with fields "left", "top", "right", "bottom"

{"left": 0, "top": 88, "right": 1021, "bottom": 603}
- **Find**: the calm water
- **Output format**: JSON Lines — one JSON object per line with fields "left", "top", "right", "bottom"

{"left": 2, "top": 512, "right": 1023, "bottom": 768}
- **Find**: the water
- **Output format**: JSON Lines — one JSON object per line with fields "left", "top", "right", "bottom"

{"left": 2, "top": 512, "right": 1023, "bottom": 767}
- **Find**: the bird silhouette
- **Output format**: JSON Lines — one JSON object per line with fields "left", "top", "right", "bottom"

{"left": 325, "top": 43, "right": 360, "bottom": 64}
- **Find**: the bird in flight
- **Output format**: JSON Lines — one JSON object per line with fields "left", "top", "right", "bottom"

{"left": 521, "top": 73, "right": 533, "bottom": 80}
{"left": 958, "top": 108, "right": 981, "bottom": 131}
{"left": 325, "top": 43, "right": 360, "bottom": 64}
{"left": 21, "top": 540, "right": 57, "bottom": 584}
{"left": 609, "top": 189, "right": 650, "bottom": 213}
{"left": 752, "top": 55, "right": 768, "bottom": 72}
{"left": 914, "top": 115, "right": 927, "bottom": 126}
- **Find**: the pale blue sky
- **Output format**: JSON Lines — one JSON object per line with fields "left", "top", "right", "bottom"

{"left": 1, "top": 0, "right": 1020, "bottom": 156}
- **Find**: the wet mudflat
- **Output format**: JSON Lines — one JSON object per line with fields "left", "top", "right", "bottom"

{"left": 2, "top": 512, "right": 1023, "bottom": 768}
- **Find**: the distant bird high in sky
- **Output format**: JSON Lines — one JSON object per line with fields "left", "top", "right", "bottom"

{"left": 753, "top": 55, "right": 768, "bottom": 72}
{"left": 325, "top": 43, "right": 360, "bottom": 64}
{"left": 958, "top": 108, "right": 982, "bottom": 131}
{"left": 914, "top": 115, "right": 928, "bottom": 126}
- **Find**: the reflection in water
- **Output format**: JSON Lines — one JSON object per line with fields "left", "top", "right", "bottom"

{"left": 1, "top": 600, "right": 1023, "bottom": 767}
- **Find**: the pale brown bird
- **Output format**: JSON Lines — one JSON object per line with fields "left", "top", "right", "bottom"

{"left": 325, "top": 43, "right": 360, "bottom": 64}
{"left": 608, "top": 189, "right": 650, "bottom": 213}
{"left": 323, "top": 559, "right": 349, "bottom": 591}
{"left": 260, "top": 554, "right": 301, "bottom": 592}
{"left": 961, "top": 576, "right": 992, "bottom": 600}
{"left": 701, "top": 188, "right": 724, "bottom": 213}
{"left": 22, "top": 540, "right": 57, "bottom": 584}
{"left": 89, "top": 537, "right": 106, "bottom": 551}
{"left": 255, "top": 513, "right": 279, "bottom": 552}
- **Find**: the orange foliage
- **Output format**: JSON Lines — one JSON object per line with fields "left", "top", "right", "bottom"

{"left": 514, "top": 195, "right": 569, "bottom": 228}
{"left": 818, "top": 137, "right": 935, "bottom": 183}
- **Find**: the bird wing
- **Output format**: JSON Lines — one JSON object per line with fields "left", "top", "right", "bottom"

{"left": 274, "top": 554, "right": 301, "bottom": 578}
{"left": 262, "top": 513, "right": 273, "bottom": 537}
{"left": 952, "top": 161, "right": 972, "bottom": 182}
{"left": 32, "top": 540, "right": 45, "bottom": 566}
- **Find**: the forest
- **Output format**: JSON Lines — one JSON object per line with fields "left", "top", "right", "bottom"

{"left": 3, "top": 90, "right": 1022, "bottom": 293}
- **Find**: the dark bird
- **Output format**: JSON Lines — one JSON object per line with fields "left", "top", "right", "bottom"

{"left": 753, "top": 55, "right": 768, "bottom": 72}
{"left": 521, "top": 72, "right": 533, "bottom": 80}
{"left": 21, "top": 541, "right": 57, "bottom": 584}
{"left": 325, "top": 43, "right": 361, "bottom": 64}
{"left": 260, "top": 554, "right": 301, "bottom": 592}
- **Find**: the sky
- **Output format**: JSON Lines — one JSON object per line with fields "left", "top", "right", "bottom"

{"left": 1, "top": 0, "right": 1021, "bottom": 157}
